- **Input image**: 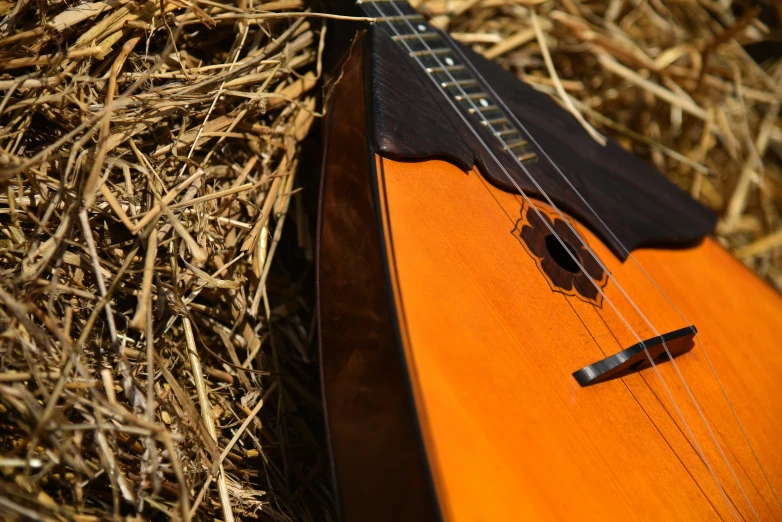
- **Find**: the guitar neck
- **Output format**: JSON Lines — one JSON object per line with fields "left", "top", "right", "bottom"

{"left": 326, "top": 0, "right": 714, "bottom": 258}
{"left": 353, "top": 0, "right": 540, "bottom": 164}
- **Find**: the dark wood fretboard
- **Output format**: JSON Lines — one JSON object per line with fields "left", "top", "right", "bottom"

{"left": 356, "top": 0, "right": 538, "bottom": 165}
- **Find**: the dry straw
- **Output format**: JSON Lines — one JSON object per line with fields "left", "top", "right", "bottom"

{"left": 0, "top": 0, "right": 333, "bottom": 520}
{"left": 0, "top": 0, "right": 781, "bottom": 520}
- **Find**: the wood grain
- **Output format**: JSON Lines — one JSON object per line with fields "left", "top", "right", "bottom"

{"left": 375, "top": 155, "right": 782, "bottom": 521}
{"left": 317, "top": 39, "right": 441, "bottom": 522}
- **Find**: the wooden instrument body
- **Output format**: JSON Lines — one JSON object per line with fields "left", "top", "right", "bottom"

{"left": 318, "top": 29, "right": 782, "bottom": 522}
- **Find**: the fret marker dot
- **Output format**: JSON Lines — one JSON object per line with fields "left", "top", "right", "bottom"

{"left": 417, "top": 24, "right": 426, "bottom": 31}
{"left": 445, "top": 57, "right": 454, "bottom": 66}
{"left": 480, "top": 98, "right": 490, "bottom": 107}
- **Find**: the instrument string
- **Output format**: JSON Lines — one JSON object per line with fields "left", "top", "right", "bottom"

{"left": 463, "top": 30, "right": 782, "bottom": 515}
{"left": 449, "top": 23, "right": 780, "bottom": 518}
{"left": 363, "top": 2, "right": 754, "bottom": 519}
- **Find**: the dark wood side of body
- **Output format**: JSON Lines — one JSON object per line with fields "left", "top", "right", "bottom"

{"left": 316, "top": 34, "right": 441, "bottom": 522}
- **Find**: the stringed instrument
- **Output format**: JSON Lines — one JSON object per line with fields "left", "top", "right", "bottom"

{"left": 316, "top": 2, "right": 782, "bottom": 521}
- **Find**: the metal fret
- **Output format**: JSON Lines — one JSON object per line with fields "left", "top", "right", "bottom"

{"left": 484, "top": 117, "right": 509, "bottom": 126}
{"left": 410, "top": 48, "right": 451, "bottom": 57}
{"left": 392, "top": 32, "right": 439, "bottom": 41}
{"left": 440, "top": 79, "right": 478, "bottom": 88}
{"left": 468, "top": 105, "right": 495, "bottom": 114}
{"left": 504, "top": 138, "right": 528, "bottom": 150}
{"left": 517, "top": 152, "right": 538, "bottom": 162}
{"left": 495, "top": 128, "right": 517, "bottom": 138}
{"left": 455, "top": 92, "right": 488, "bottom": 101}
{"left": 382, "top": 14, "right": 425, "bottom": 22}
{"left": 426, "top": 64, "right": 465, "bottom": 73}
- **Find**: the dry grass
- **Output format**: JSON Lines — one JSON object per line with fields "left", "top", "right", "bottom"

{"left": 0, "top": 1, "right": 332, "bottom": 520}
{"left": 0, "top": 0, "right": 780, "bottom": 521}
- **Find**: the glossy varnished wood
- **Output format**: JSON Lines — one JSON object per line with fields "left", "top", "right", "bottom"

{"left": 317, "top": 39, "right": 440, "bottom": 522}
{"left": 375, "top": 155, "right": 782, "bottom": 521}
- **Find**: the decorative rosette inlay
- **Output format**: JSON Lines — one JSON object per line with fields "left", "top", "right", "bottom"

{"left": 512, "top": 201, "right": 608, "bottom": 306}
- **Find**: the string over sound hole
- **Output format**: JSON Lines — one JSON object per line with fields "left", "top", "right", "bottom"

{"left": 544, "top": 235, "right": 581, "bottom": 274}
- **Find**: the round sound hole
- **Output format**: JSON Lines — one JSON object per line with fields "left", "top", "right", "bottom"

{"left": 545, "top": 235, "right": 581, "bottom": 274}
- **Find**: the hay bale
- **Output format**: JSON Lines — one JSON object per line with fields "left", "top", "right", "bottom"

{"left": 0, "top": 1, "right": 330, "bottom": 520}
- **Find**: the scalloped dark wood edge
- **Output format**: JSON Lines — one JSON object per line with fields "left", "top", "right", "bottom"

{"left": 365, "top": 26, "right": 716, "bottom": 260}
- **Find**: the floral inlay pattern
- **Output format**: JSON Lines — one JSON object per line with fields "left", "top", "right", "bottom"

{"left": 512, "top": 201, "right": 608, "bottom": 305}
